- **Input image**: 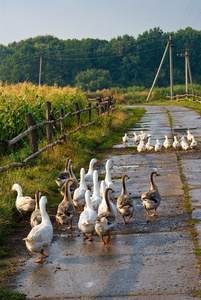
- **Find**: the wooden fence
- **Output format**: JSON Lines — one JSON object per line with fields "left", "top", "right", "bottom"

{"left": 0, "top": 97, "right": 115, "bottom": 173}
{"left": 166, "top": 93, "right": 201, "bottom": 102}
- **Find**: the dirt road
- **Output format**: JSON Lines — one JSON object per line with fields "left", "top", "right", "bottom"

{"left": 10, "top": 105, "right": 201, "bottom": 299}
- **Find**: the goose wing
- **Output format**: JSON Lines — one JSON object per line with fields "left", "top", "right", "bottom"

{"left": 142, "top": 190, "right": 160, "bottom": 203}
{"left": 97, "top": 212, "right": 116, "bottom": 224}
{"left": 117, "top": 194, "right": 133, "bottom": 208}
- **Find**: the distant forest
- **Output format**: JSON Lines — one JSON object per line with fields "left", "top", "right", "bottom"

{"left": 0, "top": 27, "right": 200, "bottom": 90}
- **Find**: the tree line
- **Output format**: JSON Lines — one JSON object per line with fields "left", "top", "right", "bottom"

{"left": 0, "top": 27, "right": 200, "bottom": 91}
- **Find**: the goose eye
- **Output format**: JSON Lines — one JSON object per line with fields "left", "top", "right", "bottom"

{"left": 107, "top": 221, "right": 112, "bottom": 225}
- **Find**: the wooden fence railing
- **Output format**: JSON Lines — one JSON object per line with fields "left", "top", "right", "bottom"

{"left": 166, "top": 93, "right": 201, "bottom": 102}
{"left": 0, "top": 97, "right": 115, "bottom": 173}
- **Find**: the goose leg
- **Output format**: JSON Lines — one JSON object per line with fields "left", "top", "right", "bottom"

{"left": 123, "top": 215, "right": 129, "bottom": 224}
{"left": 83, "top": 233, "right": 89, "bottom": 240}
{"left": 105, "top": 229, "right": 112, "bottom": 244}
{"left": 34, "top": 250, "right": 48, "bottom": 263}
{"left": 128, "top": 214, "right": 133, "bottom": 220}
{"left": 150, "top": 209, "right": 157, "bottom": 217}
{"left": 101, "top": 236, "right": 106, "bottom": 245}
{"left": 68, "top": 220, "right": 76, "bottom": 230}
{"left": 145, "top": 208, "right": 151, "bottom": 216}
{"left": 87, "top": 233, "right": 94, "bottom": 242}
{"left": 58, "top": 223, "right": 66, "bottom": 232}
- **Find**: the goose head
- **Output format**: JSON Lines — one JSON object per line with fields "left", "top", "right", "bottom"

{"left": 11, "top": 183, "right": 22, "bottom": 194}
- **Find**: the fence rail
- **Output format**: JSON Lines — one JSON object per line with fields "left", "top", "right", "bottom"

{"left": 166, "top": 93, "right": 201, "bottom": 102}
{"left": 0, "top": 97, "right": 115, "bottom": 173}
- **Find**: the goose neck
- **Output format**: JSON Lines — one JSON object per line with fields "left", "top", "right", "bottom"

{"left": 86, "top": 192, "right": 94, "bottom": 210}
{"left": 40, "top": 197, "right": 51, "bottom": 225}
{"left": 14, "top": 185, "right": 23, "bottom": 197}
{"left": 65, "top": 158, "right": 71, "bottom": 172}
{"left": 64, "top": 180, "right": 73, "bottom": 202}
{"left": 80, "top": 169, "right": 87, "bottom": 188}
{"left": 93, "top": 172, "right": 100, "bottom": 196}
{"left": 122, "top": 175, "right": 128, "bottom": 194}
{"left": 105, "top": 188, "right": 112, "bottom": 212}
{"left": 150, "top": 172, "right": 158, "bottom": 191}
{"left": 35, "top": 191, "right": 40, "bottom": 210}
{"left": 105, "top": 162, "right": 112, "bottom": 182}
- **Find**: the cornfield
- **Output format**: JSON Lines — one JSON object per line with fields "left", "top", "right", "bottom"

{"left": 0, "top": 82, "right": 88, "bottom": 155}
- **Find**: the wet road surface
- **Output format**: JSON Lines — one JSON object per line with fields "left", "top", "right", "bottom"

{"left": 12, "top": 105, "right": 201, "bottom": 299}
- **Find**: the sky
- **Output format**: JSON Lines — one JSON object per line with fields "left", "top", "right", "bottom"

{"left": 0, "top": 0, "right": 200, "bottom": 46}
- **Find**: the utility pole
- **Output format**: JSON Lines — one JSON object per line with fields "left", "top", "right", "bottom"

{"left": 169, "top": 34, "right": 174, "bottom": 99}
{"left": 187, "top": 54, "right": 194, "bottom": 95}
{"left": 147, "top": 34, "right": 173, "bottom": 101}
{"left": 38, "top": 55, "right": 42, "bottom": 86}
{"left": 178, "top": 46, "right": 194, "bottom": 95}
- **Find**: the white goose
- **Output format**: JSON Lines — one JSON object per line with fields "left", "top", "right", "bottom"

{"left": 187, "top": 129, "right": 193, "bottom": 142}
{"left": 146, "top": 137, "right": 154, "bottom": 152}
{"left": 90, "top": 170, "right": 102, "bottom": 212}
{"left": 140, "top": 130, "right": 151, "bottom": 141}
{"left": 73, "top": 168, "right": 88, "bottom": 209}
{"left": 122, "top": 133, "right": 128, "bottom": 143}
{"left": 172, "top": 136, "right": 181, "bottom": 150}
{"left": 23, "top": 196, "right": 53, "bottom": 263}
{"left": 163, "top": 135, "right": 171, "bottom": 149}
{"left": 104, "top": 159, "right": 118, "bottom": 199}
{"left": 98, "top": 180, "right": 118, "bottom": 217}
{"left": 154, "top": 139, "right": 162, "bottom": 152}
{"left": 133, "top": 132, "right": 140, "bottom": 143}
{"left": 11, "top": 183, "right": 35, "bottom": 216}
{"left": 98, "top": 180, "right": 107, "bottom": 215}
{"left": 190, "top": 136, "right": 197, "bottom": 149}
{"left": 30, "top": 191, "right": 42, "bottom": 228}
{"left": 78, "top": 190, "right": 97, "bottom": 241}
{"left": 137, "top": 139, "right": 146, "bottom": 153}
{"left": 85, "top": 158, "right": 99, "bottom": 190}
{"left": 180, "top": 136, "right": 189, "bottom": 150}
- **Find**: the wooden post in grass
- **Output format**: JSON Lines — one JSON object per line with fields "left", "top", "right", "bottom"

{"left": 96, "top": 102, "right": 99, "bottom": 116}
{"left": 88, "top": 102, "right": 91, "bottom": 123}
{"left": 25, "top": 113, "right": 38, "bottom": 153}
{"left": 60, "top": 107, "right": 65, "bottom": 134}
{"left": 107, "top": 100, "right": 109, "bottom": 114}
{"left": 74, "top": 102, "right": 80, "bottom": 125}
{"left": 101, "top": 103, "right": 104, "bottom": 114}
{"left": 46, "top": 101, "right": 52, "bottom": 144}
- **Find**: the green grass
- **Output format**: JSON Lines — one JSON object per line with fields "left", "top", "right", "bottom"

{"left": 0, "top": 286, "right": 26, "bottom": 300}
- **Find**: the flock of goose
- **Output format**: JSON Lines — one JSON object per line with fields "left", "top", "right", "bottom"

{"left": 122, "top": 129, "right": 197, "bottom": 153}
{"left": 11, "top": 158, "right": 161, "bottom": 264}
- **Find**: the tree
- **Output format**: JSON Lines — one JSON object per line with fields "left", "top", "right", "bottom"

{"left": 75, "top": 69, "right": 112, "bottom": 91}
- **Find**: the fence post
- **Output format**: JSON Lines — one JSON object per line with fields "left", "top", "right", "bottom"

{"left": 25, "top": 113, "right": 38, "bottom": 154}
{"left": 107, "top": 101, "right": 109, "bottom": 114}
{"left": 96, "top": 102, "right": 99, "bottom": 116}
{"left": 88, "top": 103, "right": 91, "bottom": 123}
{"left": 101, "top": 103, "right": 104, "bottom": 114}
{"left": 74, "top": 102, "right": 80, "bottom": 125}
{"left": 60, "top": 107, "right": 65, "bottom": 134}
{"left": 46, "top": 101, "right": 52, "bottom": 144}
